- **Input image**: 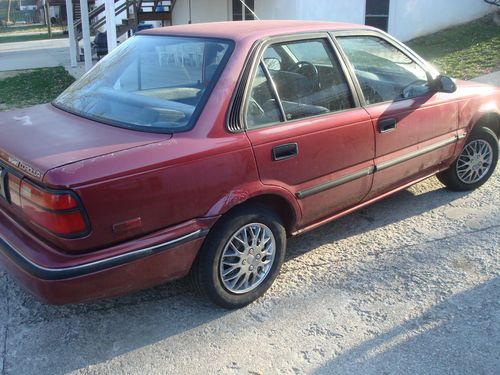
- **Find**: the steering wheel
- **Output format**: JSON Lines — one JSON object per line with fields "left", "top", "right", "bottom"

{"left": 290, "top": 61, "right": 320, "bottom": 90}
{"left": 401, "top": 79, "right": 429, "bottom": 99}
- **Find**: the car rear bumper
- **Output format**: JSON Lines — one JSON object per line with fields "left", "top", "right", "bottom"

{"left": 0, "top": 207, "right": 213, "bottom": 304}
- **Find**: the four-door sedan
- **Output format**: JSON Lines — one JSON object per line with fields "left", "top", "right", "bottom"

{"left": 0, "top": 21, "right": 498, "bottom": 308}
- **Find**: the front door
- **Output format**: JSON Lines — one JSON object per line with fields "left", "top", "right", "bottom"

{"left": 336, "top": 34, "right": 459, "bottom": 198}
{"left": 243, "top": 35, "right": 375, "bottom": 227}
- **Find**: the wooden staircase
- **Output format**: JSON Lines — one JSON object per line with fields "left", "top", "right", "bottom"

{"left": 136, "top": 0, "right": 174, "bottom": 22}
{"left": 68, "top": 0, "right": 176, "bottom": 43}
{"left": 50, "top": 0, "right": 176, "bottom": 62}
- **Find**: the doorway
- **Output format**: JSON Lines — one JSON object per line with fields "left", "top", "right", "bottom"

{"left": 365, "top": 0, "right": 390, "bottom": 31}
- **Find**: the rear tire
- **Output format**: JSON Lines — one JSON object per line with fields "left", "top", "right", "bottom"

{"left": 192, "top": 205, "right": 286, "bottom": 309}
{"left": 437, "top": 127, "right": 498, "bottom": 191}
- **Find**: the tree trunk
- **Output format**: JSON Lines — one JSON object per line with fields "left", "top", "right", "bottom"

{"left": 45, "top": 0, "right": 52, "bottom": 37}
{"left": 7, "top": 0, "right": 12, "bottom": 24}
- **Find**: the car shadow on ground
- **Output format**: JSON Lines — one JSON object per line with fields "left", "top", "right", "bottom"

{"left": 0, "top": 178, "right": 475, "bottom": 374}
{"left": 312, "top": 277, "right": 500, "bottom": 374}
{"left": 285, "top": 178, "right": 469, "bottom": 262}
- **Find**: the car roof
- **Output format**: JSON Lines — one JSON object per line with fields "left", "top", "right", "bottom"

{"left": 142, "top": 20, "right": 371, "bottom": 42}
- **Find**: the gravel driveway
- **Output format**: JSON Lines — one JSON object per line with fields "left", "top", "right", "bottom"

{"left": 1, "top": 169, "right": 499, "bottom": 375}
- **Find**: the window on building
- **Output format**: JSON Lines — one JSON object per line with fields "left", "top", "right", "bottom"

{"left": 232, "top": 0, "right": 255, "bottom": 21}
{"left": 365, "top": 0, "right": 390, "bottom": 32}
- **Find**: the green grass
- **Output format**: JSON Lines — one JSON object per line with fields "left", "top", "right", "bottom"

{"left": 0, "top": 32, "right": 65, "bottom": 43}
{"left": 0, "top": 31, "right": 65, "bottom": 43}
{"left": 0, "top": 24, "right": 63, "bottom": 34}
{"left": 407, "top": 15, "right": 500, "bottom": 80}
{"left": 0, "top": 67, "right": 75, "bottom": 111}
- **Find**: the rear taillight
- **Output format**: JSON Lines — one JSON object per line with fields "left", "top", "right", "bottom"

{"left": 10, "top": 178, "right": 89, "bottom": 237}
{"left": 7, "top": 174, "right": 21, "bottom": 206}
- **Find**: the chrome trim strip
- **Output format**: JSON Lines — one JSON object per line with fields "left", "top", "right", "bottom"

{"left": 0, "top": 229, "right": 208, "bottom": 281}
{"left": 376, "top": 136, "right": 459, "bottom": 171}
{"left": 296, "top": 166, "right": 375, "bottom": 199}
{"left": 295, "top": 135, "right": 461, "bottom": 199}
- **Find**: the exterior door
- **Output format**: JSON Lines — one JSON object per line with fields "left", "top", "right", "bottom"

{"left": 336, "top": 34, "right": 459, "bottom": 198}
{"left": 243, "top": 35, "right": 375, "bottom": 227}
{"left": 365, "top": 0, "right": 390, "bottom": 32}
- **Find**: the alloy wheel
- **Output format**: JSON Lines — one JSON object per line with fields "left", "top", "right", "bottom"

{"left": 456, "top": 139, "right": 493, "bottom": 184}
{"left": 219, "top": 223, "right": 276, "bottom": 294}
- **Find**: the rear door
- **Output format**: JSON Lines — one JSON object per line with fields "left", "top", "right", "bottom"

{"left": 335, "top": 32, "right": 459, "bottom": 198}
{"left": 241, "top": 34, "right": 375, "bottom": 227}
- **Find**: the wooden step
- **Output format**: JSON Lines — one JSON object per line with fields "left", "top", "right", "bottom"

{"left": 137, "top": 11, "right": 171, "bottom": 22}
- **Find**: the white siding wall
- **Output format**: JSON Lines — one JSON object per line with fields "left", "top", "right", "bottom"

{"left": 171, "top": 0, "right": 496, "bottom": 41}
{"left": 388, "top": 0, "right": 494, "bottom": 41}
{"left": 171, "top": 0, "right": 366, "bottom": 25}
{"left": 255, "top": 0, "right": 366, "bottom": 24}
{"left": 172, "top": 0, "right": 229, "bottom": 25}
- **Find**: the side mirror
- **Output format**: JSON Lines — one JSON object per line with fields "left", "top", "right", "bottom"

{"left": 435, "top": 75, "right": 457, "bottom": 93}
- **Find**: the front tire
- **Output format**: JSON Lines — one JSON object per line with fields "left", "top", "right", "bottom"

{"left": 438, "top": 127, "right": 498, "bottom": 191}
{"left": 192, "top": 205, "right": 286, "bottom": 309}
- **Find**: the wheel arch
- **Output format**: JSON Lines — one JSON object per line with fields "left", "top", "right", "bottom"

{"left": 205, "top": 186, "right": 301, "bottom": 236}
{"left": 473, "top": 112, "right": 500, "bottom": 139}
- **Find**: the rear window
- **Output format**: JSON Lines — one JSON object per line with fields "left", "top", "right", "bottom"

{"left": 54, "top": 35, "right": 233, "bottom": 133}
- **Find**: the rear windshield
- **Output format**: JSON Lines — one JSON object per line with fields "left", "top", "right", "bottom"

{"left": 54, "top": 35, "right": 233, "bottom": 133}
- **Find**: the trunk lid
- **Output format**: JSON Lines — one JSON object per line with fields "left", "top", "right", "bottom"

{"left": 0, "top": 104, "right": 170, "bottom": 181}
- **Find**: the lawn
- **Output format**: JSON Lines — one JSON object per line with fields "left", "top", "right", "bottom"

{"left": 0, "top": 32, "right": 65, "bottom": 43}
{"left": 0, "top": 24, "right": 65, "bottom": 43}
{"left": 0, "top": 24, "right": 64, "bottom": 34}
{"left": 0, "top": 67, "right": 75, "bottom": 111}
{"left": 407, "top": 15, "right": 500, "bottom": 80}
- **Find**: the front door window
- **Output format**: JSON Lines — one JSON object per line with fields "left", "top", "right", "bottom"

{"left": 337, "top": 35, "right": 431, "bottom": 104}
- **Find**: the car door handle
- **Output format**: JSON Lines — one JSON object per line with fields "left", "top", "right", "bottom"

{"left": 272, "top": 143, "right": 298, "bottom": 161}
{"left": 378, "top": 118, "right": 397, "bottom": 133}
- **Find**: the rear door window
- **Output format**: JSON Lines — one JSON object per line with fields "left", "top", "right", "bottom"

{"left": 245, "top": 37, "right": 354, "bottom": 128}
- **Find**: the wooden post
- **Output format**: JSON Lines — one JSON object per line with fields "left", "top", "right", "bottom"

{"left": 65, "top": 0, "right": 77, "bottom": 67}
{"left": 79, "top": 0, "right": 92, "bottom": 71}
{"left": 104, "top": 0, "right": 118, "bottom": 52}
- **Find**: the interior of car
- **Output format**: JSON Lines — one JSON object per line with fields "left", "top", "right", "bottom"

{"left": 337, "top": 36, "right": 432, "bottom": 104}
{"left": 247, "top": 39, "right": 354, "bottom": 127}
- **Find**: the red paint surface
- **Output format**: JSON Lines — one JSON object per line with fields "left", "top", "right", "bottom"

{"left": 0, "top": 21, "right": 499, "bottom": 304}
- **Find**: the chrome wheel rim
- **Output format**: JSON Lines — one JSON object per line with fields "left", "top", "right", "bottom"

{"left": 456, "top": 139, "right": 493, "bottom": 184}
{"left": 219, "top": 223, "right": 276, "bottom": 294}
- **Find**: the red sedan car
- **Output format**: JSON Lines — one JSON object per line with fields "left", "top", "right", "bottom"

{"left": 0, "top": 21, "right": 498, "bottom": 308}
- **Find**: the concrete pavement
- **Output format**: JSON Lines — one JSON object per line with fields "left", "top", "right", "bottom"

{"left": 0, "top": 171, "right": 498, "bottom": 375}
{"left": 0, "top": 38, "right": 86, "bottom": 78}
{"left": 472, "top": 70, "right": 500, "bottom": 86}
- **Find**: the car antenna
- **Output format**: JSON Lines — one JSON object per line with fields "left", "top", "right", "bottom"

{"left": 238, "top": 0, "right": 260, "bottom": 20}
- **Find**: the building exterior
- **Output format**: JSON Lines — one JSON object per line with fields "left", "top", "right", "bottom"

{"left": 171, "top": 0, "right": 495, "bottom": 41}
{"left": 68, "top": 0, "right": 495, "bottom": 72}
